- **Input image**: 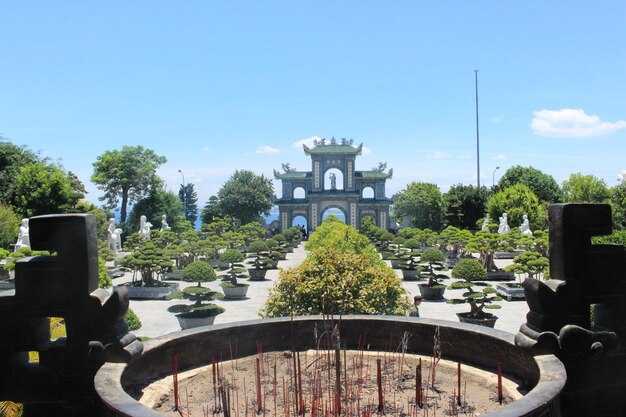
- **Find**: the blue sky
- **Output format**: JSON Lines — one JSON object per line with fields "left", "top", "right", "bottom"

{"left": 2, "top": 1, "right": 625, "bottom": 212}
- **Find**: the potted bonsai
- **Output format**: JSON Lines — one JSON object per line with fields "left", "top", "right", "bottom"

{"left": 387, "top": 237, "right": 406, "bottom": 268}
{"left": 272, "top": 233, "right": 290, "bottom": 256}
{"left": 398, "top": 253, "right": 421, "bottom": 280}
{"left": 246, "top": 240, "right": 271, "bottom": 281}
{"left": 447, "top": 258, "right": 502, "bottom": 327}
{"left": 219, "top": 249, "right": 250, "bottom": 299}
{"left": 265, "top": 238, "right": 282, "bottom": 267}
{"left": 417, "top": 247, "right": 448, "bottom": 300}
{"left": 379, "top": 232, "right": 395, "bottom": 259}
{"left": 168, "top": 261, "right": 224, "bottom": 329}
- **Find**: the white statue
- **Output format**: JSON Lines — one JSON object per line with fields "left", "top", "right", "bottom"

{"left": 139, "top": 215, "right": 152, "bottom": 240}
{"left": 329, "top": 173, "right": 337, "bottom": 190}
{"left": 15, "top": 218, "right": 30, "bottom": 251}
{"left": 481, "top": 214, "right": 490, "bottom": 231}
{"left": 520, "top": 214, "right": 533, "bottom": 236}
{"left": 160, "top": 215, "right": 170, "bottom": 232}
{"left": 498, "top": 213, "right": 510, "bottom": 235}
{"left": 107, "top": 218, "right": 123, "bottom": 253}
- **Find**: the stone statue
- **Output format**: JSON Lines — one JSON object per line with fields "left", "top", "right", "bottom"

{"left": 160, "top": 215, "right": 170, "bottom": 232}
{"left": 520, "top": 214, "right": 533, "bottom": 236}
{"left": 498, "top": 213, "right": 510, "bottom": 234}
{"left": 139, "top": 215, "right": 152, "bottom": 240}
{"left": 106, "top": 218, "right": 122, "bottom": 253}
{"left": 15, "top": 218, "right": 30, "bottom": 251}
{"left": 329, "top": 173, "right": 337, "bottom": 190}
{"left": 481, "top": 214, "right": 490, "bottom": 231}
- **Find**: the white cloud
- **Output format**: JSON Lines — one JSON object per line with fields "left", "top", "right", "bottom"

{"left": 619, "top": 170, "right": 626, "bottom": 182}
{"left": 531, "top": 108, "right": 626, "bottom": 137}
{"left": 433, "top": 151, "right": 450, "bottom": 159}
{"left": 292, "top": 136, "right": 321, "bottom": 149}
{"left": 362, "top": 146, "right": 372, "bottom": 155}
{"left": 492, "top": 154, "right": 507, "bottom": 161}
{"left": 256, "top": 145, "right": 281, "bottom": 155}
{"left": 201, "top": 146, "right": 210, "bottom": 152}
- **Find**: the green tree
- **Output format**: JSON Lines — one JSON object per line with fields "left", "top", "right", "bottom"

{"left": 91, "top": 145, "right": 167, "bottom": 223}
{"left": 178, "top": 183, "right": 199, "bottom": 226}
{"left": 11, "top": 162, "right": 85, "bottom": 217}
{"left": 562, "top": 172, "right": 610, "bottom": 203}
{"left": 498, "top": 165, "right": 563, "bottom": 203}
{"left": 486, "top": 183, "right": 544, "bottom": 230}
{"left": 610, "top": 181, "right": 626, "bottom": 230}
{"left": 443, "top": 184, "right": 489, "bottom": 229}
{"left": 392, "top": 182, "right": 444, "bottom": 230}
{"left": 201, "top": 195, "right": 222, "bottom": 225}
{"left": 0, "top": 204, "right": 20, "bottom": 249}
{"left": 127, "top": 186, "right": 185, "bottom": 235}
{"left": 505, "top": 251, "right": 549, "bottom": 280}
{"left": 0, "top": 139, "right": 40, "bottom": 206}
{"left": 217, "top": 170, "right": 274, "bottom": 225}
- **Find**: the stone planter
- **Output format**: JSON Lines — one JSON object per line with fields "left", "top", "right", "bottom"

{"left": 221, "top": 284, "right": 249, "bottom": 299}
{"left": 418, "top": 284, "right": 446, "bottom": 300}
{"left": 390, "top": 259, "right": 401, "bottom": 269}
{"left": 164, "top": 269, "right": 183, "bottom": 280}
{"left": 277, "top": 252, "right": 287, "bottom": 260}
{"left": 496, "top": 283, "right": 525, "bottom": 301}
{"left": 380, "top": 251, "right": 393, "bottom": 260}
{"left": 456, "top": 312, "right": 498, "bottom": 328}
{"left": 248, "top": 268, "right": 267, "bottom": 281}
{"left": 176, "top": 314, "right": 217, "bottom": 330}
{"left": 401, "top": 269, "right": 420, "bottom": 280}
{"left": 121, "top": 283, "right": 179, "bottom": 300}
{"left": 0, "top": 279, "right": 15, "bottom": 290}
{"left": 487, "top": 270, "right": 516, "bottom": 281}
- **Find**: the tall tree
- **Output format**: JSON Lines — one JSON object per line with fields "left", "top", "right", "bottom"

{"left": 610, "top": 181, "right": 626, "bottom": 230}
{"left": 0, "top": 139, "right": 40, "bottom": 206}
{"left": 217, "top": 170, "right": 274, "bottom": 225}
{"left": 0, "top": 204, "right": 21, "bottom": 249}
{"left": 201, "top": 195, "right": 222, "bottom": 225}
{"left": 392, "top": 182, "right": 444, "bottom": 230}
{"left": 486, "top": 183, "right": 544, "bottom": 230}
{"left": 443, "top": 184, "right": 490, "bottom": 229}
{"left": 127, "top": 184, "right": 185, "bottom": 235}
{"left": 11, "top": 162, "right": 85, "bottom": 217}
{"left": 498, "top": 165, "right": 563, "bottom": 203}
{"left": 178, "top": 183, "right": 198, "bottom": 225}
{"left": 91, "top": 145, "right": 166, "bottom": 223}
{"left": 562, "top": 172, "right": 610, "bottom": 203}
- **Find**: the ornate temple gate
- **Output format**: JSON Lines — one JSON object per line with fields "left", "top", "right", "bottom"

{"left": 273, "top": 138, "right": 393, "bottom": 232}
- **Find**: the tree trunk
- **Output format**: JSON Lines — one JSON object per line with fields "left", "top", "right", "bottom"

{"left": 121, "top": 187, "right": 129, "bottom": 224}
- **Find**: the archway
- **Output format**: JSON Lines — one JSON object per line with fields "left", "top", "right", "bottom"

{"left": 362, "top": 187, "right": 374, "bottom": 199}
{"left": 292, "top": 215, "right": 308, "bottom": 231}
{"left": 293, "top": 187, "right": 306, "bottom": 199}
{"left": 324, "top": 168, "right": 344, "bottom": 190}
{"left": 321, "top": 207, "right": 346, "bottom": 223}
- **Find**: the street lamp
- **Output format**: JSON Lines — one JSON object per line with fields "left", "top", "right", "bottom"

{"left": 492, "top": 166, "right": 500, "bottom": 187}
{"left": 178, "top": 169, "right": 186, "bottom": 219}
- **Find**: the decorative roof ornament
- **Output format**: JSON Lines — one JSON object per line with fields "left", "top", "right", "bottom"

{"left": 281, "top": 163, "right": 296, "bottom": 173}
{"left": 372, "top": 162, "right": 388, "bottom": 172}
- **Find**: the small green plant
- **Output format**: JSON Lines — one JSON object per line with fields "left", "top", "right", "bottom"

{"left": 505, "top": 251, "right": 549, "bottom": 280}
{"left": 98, "top": 257, "right": 112, "bottom": 288}
{"left": 124, "top": 308, "right": 142, "bottom": 331}
{"left": 448, "top": 258, "right": 502, "bottom": 319}
{"left": 247, "top": 241, "right": 271, "bottom": 270}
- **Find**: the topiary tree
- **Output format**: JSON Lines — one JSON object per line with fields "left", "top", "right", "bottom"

{"left": 487, "top": 183, "right": 545, "bottom": 230}
{"left": 168, "top": 261, "right": 224, "bottom": 320}
{"left": 120, "top": 240, "right": 173, "bottom": 286}
{"left": 448, "top": 258, "right": 502, "bottom": 319}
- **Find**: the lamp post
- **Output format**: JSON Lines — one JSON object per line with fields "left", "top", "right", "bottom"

{"left": 474, "top": 69, "right": 480, "bottom": 189}
{"left": 178, "top": 169, "right": 186, "bottom": 220}
{"left": 492, "top": 166, "right": 500, "bottom": 187}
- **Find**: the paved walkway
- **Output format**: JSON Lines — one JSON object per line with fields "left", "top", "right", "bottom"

{"left": 114, "top": 244, "right": 529, "bottom": 339}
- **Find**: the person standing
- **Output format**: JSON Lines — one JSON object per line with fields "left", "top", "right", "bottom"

{"left": 409, "top": 295, "right": 422, "bottom": 317}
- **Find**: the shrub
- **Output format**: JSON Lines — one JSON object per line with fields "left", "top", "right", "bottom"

{"left": 420, "top": 247, "right": 444, "bottom": 263}
{"left": 392, "top": 237, "right": 406, "bottom": 245}
{"left": 451, "top": 258, "right": 487, "bottom": 281}
{"left": 98, "top": 257, "right": 112, "bottom": 288}
{"left": 124, "top": 308, "right": 142, "bottom": 331}
{"left": 248, "top": 240, "right": 269, "bottom": 254}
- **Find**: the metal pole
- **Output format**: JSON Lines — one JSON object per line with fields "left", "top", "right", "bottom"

{"left": 475, "top": 70, "right": 480, "bottom": 189}
{"left": 178, "top": 169, "right": 186, "bottom": 219}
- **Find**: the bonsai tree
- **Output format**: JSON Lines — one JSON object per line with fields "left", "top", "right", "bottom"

{"left": 447, "top": 258, "right": 502, "bottom": 322}
{"left": 417, "top": 247, "right": 447, "bottom": 299}
{"left": 168, "top": 261, "right": 225, "bottom": 325}
{"left": 219, "top": 249, "right": 250, "bottom": 297}
{"left": 505, "top": 251, "right": 549, "bottom": 280}
{"left": 246, "top": 240, "right": 271, "bottom": 280}
{"left": 265, "top": 238, "right": 284, "bottom": 265}
{"left": 404, "top": 238, "right": 420, "bottom": 252}
{"left": 464, "top": 230, "right": 501, "bottom": 272}
{"left": 418, "top": 247, "right": 446, "bottom": 285}
{"left": 121, "top": 240, "right": 173, "bottom": 286}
